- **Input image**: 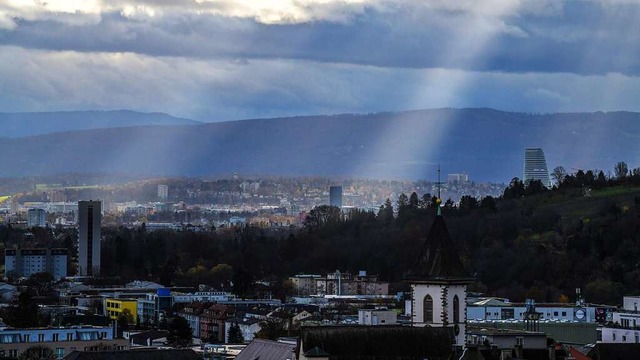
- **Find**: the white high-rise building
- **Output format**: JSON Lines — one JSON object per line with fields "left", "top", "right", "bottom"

{"left": 524, "top": 148, "right": 551, "bottom": 188}
{"left": 158, "top": 184, "right": 169, "bottom": 201}
{"left": 78, "top": 200, "right": 101, "bottom": 276}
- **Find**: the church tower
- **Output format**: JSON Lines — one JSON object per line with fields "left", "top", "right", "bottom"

{"left": 404, "top": 199, "right": 473, "bottom": 347}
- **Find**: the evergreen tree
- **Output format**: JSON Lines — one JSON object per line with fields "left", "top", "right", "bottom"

{"left": 227, "top": 323, "right": 244, "bottom": 343}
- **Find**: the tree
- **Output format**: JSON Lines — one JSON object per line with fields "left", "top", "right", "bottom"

{"left": 614, "top": 161, "right": 629, "bottom": 179}
{"left": 458, "top": 195, "right": 479, "bottom": 211}
{"left": 551, "top": 166, "right": 567, "bottom": 186}
{"left": 168, "top": 316, "right": 192, "bottom": 347}
{"left": 255, "top": 318, "right": 285, "bottom": 340}
{"left": 303, "top": 205, "right": 342, "bottom": 231}
{"left": 24, "top": 272, "right": 55, "bottom": 297}
{"left": 227, "top": 322, "right": 244, "bottom": 343}
{"left": 377, "top": 198, "right": 394, "bottom": 224}
{"left": 18, "top": 346, "right": 55, "bottom": 360}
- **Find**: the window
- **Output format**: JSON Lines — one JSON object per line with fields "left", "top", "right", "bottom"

{"left": 8, "top": 349, "right": 17, "bottom": 358}
{"left": 52, "top": 334, "right": 59, "bottom": 342}
{"left": 554, "top": 311, "right": 558, "bottom": 316}
{"left": 562, "top": 311, "right": 567, "bottom": 316}
{"left": 453, "top": 295, "right": 460, "bottom": 324}
{"left": 55, "top": 348, "right": 64, "bottom": 359}
{"left": 24, "top": 334, "right": 30, "bottom": 342}
{"left": 67, "top": 333, "right": 73, "bottom": 341}
{"left": 516, "top": 337, "right": 524, "bottom": 346}
{"left": 623, "top": 335, "right": 627, "bottom": 342}
{"left": 38, "top": 334, "right": 45, "bottom": 342}
{"left": 613, "top": 333, "right": 617, "bottom": 341}
{"left": 423, "top": 295, "right": 433, "bottom": 323}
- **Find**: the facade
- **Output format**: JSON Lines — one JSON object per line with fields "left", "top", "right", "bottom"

{"left": 315, "top": 271, "right": 389, "bottom": 296}
{"left": 78, "top": 201, "right": 102, "bottom": 276}
{"left": 289, "top": 274, "right": 321, "bottom": 296}
{"left": 157, "top": 185, "right": 169, "bottom": 201}
{"left": 105, "top": 299, "right": 138, "bottom": 324}
{"left": 0, "top": 324, "right": 126, "bottom": 359}
{"left": 358, "top": 309, "right": 397, "bottom": 325}
{"left": 200, "top": 304, "right": 234, "bottom": 342}
{"left": 224, "top": 317, "right": 262, "bottom": 343}
{"left": 524, "top": 148, "right": 551, "bottom": 188}
{"left": 447, "top": 174, "right": 469, "bottom": 185}
{"left": 4, "top": 248, "right": 68, "bottom": 280}
{"left": 136, "top": 289, "right": 173, "bottom": 325}
{"left": 599, "top": 296, "right": 640, "bottom": 343}
{"left": 468, "top": 299, "right": 597, "bottom": 323}
{"left": 329, "top": 186, "right": 342, "bottom": 208}
{"left": 27, "top": 208, "right": 46, "bottom": 227}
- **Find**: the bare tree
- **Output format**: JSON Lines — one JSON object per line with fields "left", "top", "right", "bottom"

{"left": 551, "top": 166, "right": 567, "bottom": 186}
{"left": 614, "top": 161, "right": 629, "bottom": 179}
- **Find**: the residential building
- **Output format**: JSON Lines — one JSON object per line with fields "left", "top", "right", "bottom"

{"left": 524, "top": 148, "right": 551, "bottom": 188}
{"left": 0, "top": 323, "right": 126, "bottom": 359}
{"left": 4, "top": 248, "right": 68, "bottom": 280}
{"left": 200, "top": 304, "right": 234, "bottom": 343}
{"left": 177, "top": 302, "right": 211, "bottom": 339}
{"left": 289, "top": 274, "right": 321, "bottom": 296}
{"left": 27, "top": 208, "right": 46, "bottom": 227}
{"left": 78, "top": 201, "right": 101, "bottom": 276}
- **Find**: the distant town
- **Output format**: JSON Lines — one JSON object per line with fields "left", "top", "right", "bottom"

{"left": 0, "top": 147, "right": 639, "bottom": 359}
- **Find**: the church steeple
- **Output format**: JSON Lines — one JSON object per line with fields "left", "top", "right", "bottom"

{"left": 404, "top": 170, "right": 474, "bottom": 348}
{"left": 405, "top": 198, "right": 469, "bottom": 281}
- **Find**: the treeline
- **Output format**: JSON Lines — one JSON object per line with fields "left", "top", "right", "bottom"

{"left": 3, "top": 164, "right": 640, "bottom": 306}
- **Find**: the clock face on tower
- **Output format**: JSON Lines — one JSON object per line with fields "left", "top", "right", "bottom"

{"left": 575, "top": 309, "right": 586, "bottom": 320}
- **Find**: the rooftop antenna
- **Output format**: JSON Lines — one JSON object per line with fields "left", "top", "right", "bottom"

{"left": 436, "top": 164, "right": 443, "bottom": 216}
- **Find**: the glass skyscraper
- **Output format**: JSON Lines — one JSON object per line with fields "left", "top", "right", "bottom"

{"left": 524, "top": 148, "right": 551, "bottom": 188}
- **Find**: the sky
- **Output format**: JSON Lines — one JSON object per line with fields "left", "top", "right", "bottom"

{"left": 2, "top": 0, "right": 640, "bottom": 121}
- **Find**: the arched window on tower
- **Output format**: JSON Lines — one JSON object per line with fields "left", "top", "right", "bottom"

{"left": 424, "top": 295, "right": 433, "bottom": 323}
{"left": 453, "top": 295, "right": 460, "bottom": 324}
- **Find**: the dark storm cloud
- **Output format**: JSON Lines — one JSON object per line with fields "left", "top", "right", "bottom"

{"left": 1, "top": 1, "right": 640, "bottom": 75}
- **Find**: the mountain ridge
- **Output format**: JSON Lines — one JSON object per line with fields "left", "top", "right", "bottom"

{"left": 0, "top": 110, "right": 200, "bottom": 138}
{"left": 1, "top": 108, "right": 639, "bottom": 182}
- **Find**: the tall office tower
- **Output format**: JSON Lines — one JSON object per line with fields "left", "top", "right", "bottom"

{"left": 329, "top": 186, "right": 343, "bottom": 208}
{"left": 78, "top": 201, "right": 102, "bottom": 276}
{"left": 27, "top": 208, "right": 46, "bottom": 227}
{"left": 524, "top": 148, "right": 551, "bottom": 188}
{"left": 157, "top": 184, "right": 169, "bottom": 201}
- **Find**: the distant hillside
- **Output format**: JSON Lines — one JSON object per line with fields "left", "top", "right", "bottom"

{"left": 1, "top": 108, "right": 639, "bottom": 182}
{"left": 0, "top": 110, "right": 199, "bottom": 137}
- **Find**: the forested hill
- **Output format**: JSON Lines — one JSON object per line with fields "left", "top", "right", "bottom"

{"left": 1, "top": 108, "right": 640, "bottom": 181}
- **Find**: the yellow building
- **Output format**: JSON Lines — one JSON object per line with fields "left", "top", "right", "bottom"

{"left": 105, "top": 298, "right": 138, "bottom": 324}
